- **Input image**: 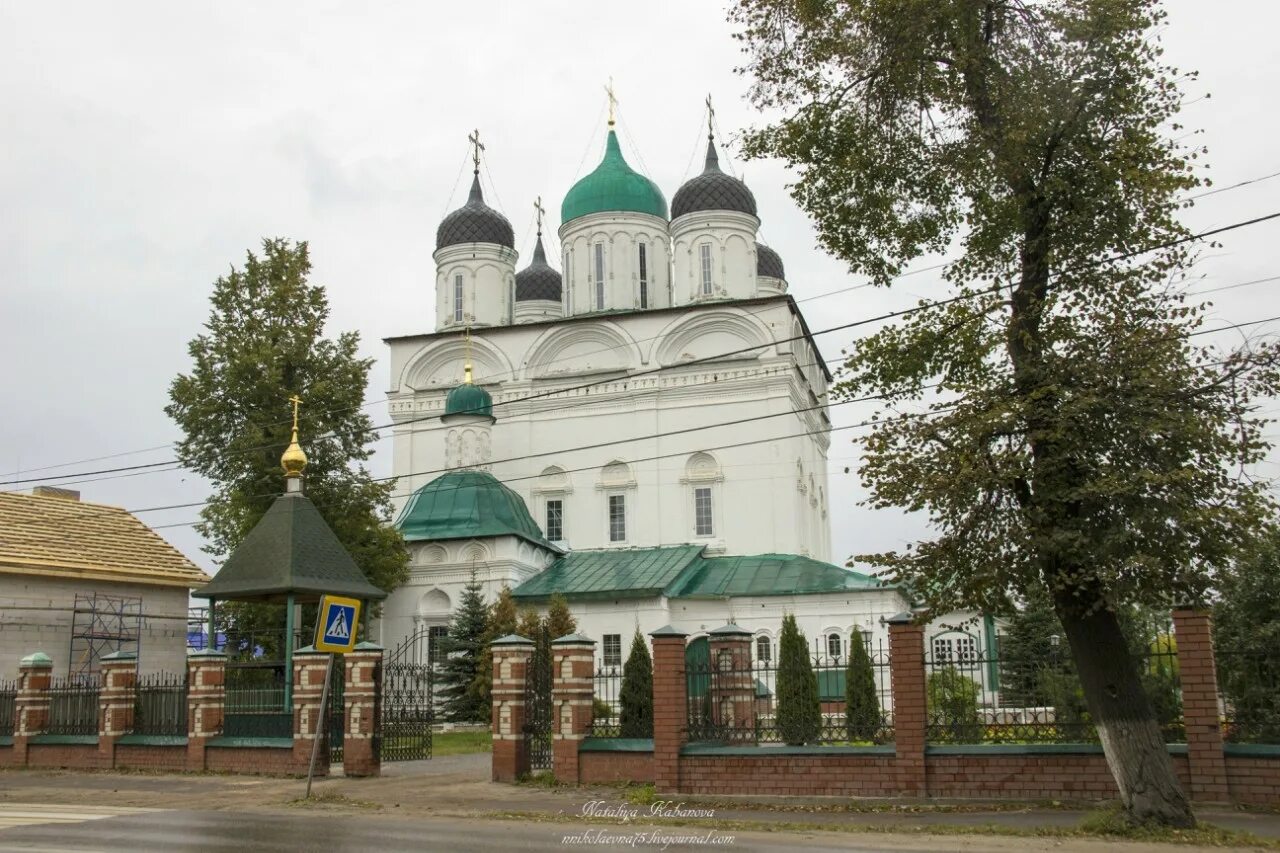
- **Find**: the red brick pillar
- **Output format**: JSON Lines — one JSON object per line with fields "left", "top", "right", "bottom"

{"left": 343, "top": 642, "right": 382, "bottom": 778}
{"left": 1172, "top": 608, "right": 1228, "bottom": 802}
{"left": 888, "top": 613, "right": 927, "bottom": 797}
{"left": 650, "top": 625, "right": 688, "bottom": 794}
{"left": 292, "top": 647, "right": 330, "bottom": 776}
{"left": 98, "top": 651, "right": 137, "bottom": 768}
{"left": 13, "top": 651, "right": 54, "bottom": 766}
{"left": 186, "top": 649, "right": 226, "bottom": 771}
{"left": 708, "top": 625, "right": 755, "bottom": 744}
{"left": 551, "top": 634, "right": 595, "bottom": 784}
{"left": 491, "top": 634, "right": 535, "bottom": 782}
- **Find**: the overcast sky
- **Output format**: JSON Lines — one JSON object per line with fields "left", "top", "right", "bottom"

{"left": 2, "top": 1, "right": 1278, "bottom": 576}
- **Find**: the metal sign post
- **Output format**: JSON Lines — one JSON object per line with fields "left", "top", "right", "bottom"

{"left": 305, "top": 653, "right": 335, "bottom": 799}
{"left": 305, "top": 594, "right": 362, "bottom": 798}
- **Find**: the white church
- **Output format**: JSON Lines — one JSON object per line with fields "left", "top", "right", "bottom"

{"left": 376, "top": 109, "right": 995, "bottom": 671}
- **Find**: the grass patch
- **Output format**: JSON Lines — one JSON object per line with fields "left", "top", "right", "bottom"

{"left": 286, "top": 790, "right": 383, "bottom": 810}
{"left": 625, "top": 784, "right": 657, "bottom": 806}
{"left": 516, "top": 771, "right": 561, "bottom": 788}
{"left": 432, "top": 731, "right": 492, "bottom": 756}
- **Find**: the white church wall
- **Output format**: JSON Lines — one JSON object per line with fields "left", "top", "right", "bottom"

{"left": 670, "top": 210, "right": 759, "bottom": 305}
{"left": 559, "top": 212, "right": 671, "bottom": 316}
{"left": 433, "top": 243, "right": 518, "bottom": 331}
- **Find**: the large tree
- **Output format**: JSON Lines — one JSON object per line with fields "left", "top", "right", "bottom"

{"left": 439, "top": 570, "right": 490, "bottom": 722}
{"left": 732, "top": 0, "right": 1278, "bottom": 826}
{"left": 167, "top": 238, "right": 409, "bottom": 631}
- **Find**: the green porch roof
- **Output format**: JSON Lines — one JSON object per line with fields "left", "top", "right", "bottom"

{"left": 194, "top": 493, "right": 387, "bottom": 603}
{"left": 395, "top": 470, "right": 557, "bottom": 551}
{"left": 667, "top": 553, "right": 881, "bottom": 598}
{"left": 512, "top": 545, "right": 703, "bottom": 601}
{"left": 512, "top": 547, "right": 881, "bottom": 601}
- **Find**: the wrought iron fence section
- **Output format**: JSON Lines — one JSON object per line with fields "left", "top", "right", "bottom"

{"left": 47, "top": 676, "right": 99, "bottom": 736}
{"left": 379, "top": 661, "right": 434, "bottom": 761}
{"left": 132, "top": 672, "right": 188, "bottom": 737}
{"left": 1217, "top": 650, "right": 1280, "bottom": 744}
{"left": 686, "top": 639, "right": 894, "bottom": 746}
{"left": 588, "top": 666, "right": 622, "bottom": 737}
{"left": 223, "top": 663, "right": 290, "bottom": 738}
{"left": 523, "top": 627, "right": 554, "bottom": 771}
{"left": 0, "top": 679, "right": 16, "bottom": 738}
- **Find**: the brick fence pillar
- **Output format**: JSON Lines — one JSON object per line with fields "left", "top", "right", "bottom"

{"left": 551, "top": 633, "right": 595, "bottom": 784}
{"left": 13, "top": 651, "right": 54, "bottom": 767}
{"left": 888, "top": 613, "right": 927, "bottom": 797}
{"left": 708, "top": 624, "right": 755, "bottom": 744}
{"left": 98, "top": 651, "right": 137, "bottom": 768}
{"left": 186, "top": 649, "right": 226, "bottom": 771}
{"left": 1172, "top": 608, "right": 1229, "bottom": 802}
{"left": 491, "top": 634, "right": 535, "bottom": 782}
{"left": 650, "top": 625, "right": 688, "bottom": 794}
{"left": 292, "top": 647, "right": 330, "bottom": 776}
{"left": 343, "top": 642, "right": 382, "bottom": 778}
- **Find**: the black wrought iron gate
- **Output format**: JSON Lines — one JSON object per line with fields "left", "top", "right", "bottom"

{"left": 524, "top": 628, "right": 553, "bottom": 772}
{"left": 379, "top": 627, "right": 436, "bottom": 761}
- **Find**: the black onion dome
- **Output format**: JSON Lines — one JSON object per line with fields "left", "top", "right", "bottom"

{"left": 671, "top": 139, "right": 757, "bottom": 219}
{"left": 515, "top": 234, "right": 562, "bottom": 302}
{"left": 436, "top": 173, "right": 515, "bottom": 250}
{"left": 756, "top": 243, "right": 785, "bottom": 280}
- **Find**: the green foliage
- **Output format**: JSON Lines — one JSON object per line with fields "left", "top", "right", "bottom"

{"left": 166, "top": 238, "right": 409, "bottom": 608}
{"left": 471, "top": 586, "right": 519, "bottom": 712}
{"left": 1214, "top": 533, "right": 1280, "bottom": 742}
{"left": 999, "top": 591, "right": 1063, "bottom": 707}
{"left": 844, "top": 631, "right": 880, "bottom": 742}
{"left": 619, "top": 631, "right": 654, "bottom": 738}
{"left": 926, "top": 669, "right": 981, "bottom": 744}
{"left": 776, "top": 614, "right": 821, "bottom": 745}
{"left": 545, "top": 594, "right": 577, "bottom": 641}
{"left": 439, "top": 570, "right": 489, "bottom": 723}
{"left": 592, "top": 697, "right": 614, "bottom": 721}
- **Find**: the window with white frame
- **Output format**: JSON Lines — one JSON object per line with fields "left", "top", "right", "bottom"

{"left": 699, "top": 243, "right": 713, "bottom": 295}
{"left": 755, "top": 635, "right": 772, "bottom": 664}
{"left": 453, "top": 274, "right": 464, "bottom": 322}
{"left": 694, "top": 486, "right": 713, "bottom": 536}
{"left": 827, "top": 633, "right": 843, "bottom": 660}
{"left": 932, "top": 634, "right": 978, "bottom": 666}
{"left": 638, "top": 242, "right": 648, "bottom": 308}
{"left": 603, "top": 633, "right": 622, "bottom": 667}
{"left": 428, "top": 625, "right": 450, "bottom": 666}
{"left": 565, "top": 252, "right": 572, "bottom": 311}
{"left": 608, "top": 494, "right": 626, "bottom": 542}
{"left": 545, "top": 498, "right": 563, "bottom": 542}
{"left": 593, "top": 242, "right": 605, "bottom": 310}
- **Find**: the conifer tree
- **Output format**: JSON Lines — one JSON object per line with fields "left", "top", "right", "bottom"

{"left": 545, "top": 593, "right": 578, "bottom": 640}
{"left": 999, "top": 589, "right": 1063, "bottom": 707}
{"left": 619, "top": 631, "right": 654, "bottom": 738}
{"left": 844, "top": 631, "right": 879, "bottom": 743}
{"left": 776, "top": 614, "right": 821, "bottom": 745}
{"left": 471, "top": 586, "right": 518, "bottom": 713}
{"left": 516, "top": 607, "right": 542, "bottom": 642}
{"left": 438, "top": 570, "right": 488, "bottom": 723}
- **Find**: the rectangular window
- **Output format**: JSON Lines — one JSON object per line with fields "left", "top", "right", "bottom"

{"left": 755, "top": 635, "right": 772, "bottom": 664}
{"left": 694, "top": 487, "right": 713, "bottom": 536}
{"left": 428, "top": 625, "right": 450, "bottom": 666}
{"left": 565, "top": 253, "right": 572, "bottom": 311}
{"left": 699, "top": 243, "right": 713, "bottom": 295}
{"left": 453, "top": 274, "right": 464, "bottom": 322}
{"left": 638, "top": 242, "right": 648, "bottom": 309}
{"left": 546, "top": 499, "right": 563, "bottom": 541}
{"left": 594, "top": 242, "right": 605, "bottom": 310}
{"left": 827, "top": 633, "right": 843, "bottom": 660}
{"left": 608, "top": 494, "right": 626, "bottom": 542}
{"left": 603, "top": 634, "right": 622, "bottom": 668}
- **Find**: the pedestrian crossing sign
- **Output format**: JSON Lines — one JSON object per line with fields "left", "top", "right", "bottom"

{"left": 315, "top": 594, "right": 361, "bottom": 653}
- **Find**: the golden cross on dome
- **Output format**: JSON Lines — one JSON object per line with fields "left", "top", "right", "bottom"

{"left": 706, "top": 93, "right": 716, "bottom": 139}
{"left": 288, "top": 394, "right": 302, "bottom": 432}
{"left": 533, "top": 196, "right": 545, "bottom": 235}
{"left": 604, "top": 78, "right": 617, "bottom": 127}
{"left": 468, "top": 128, "right": 485, "bottom": 171}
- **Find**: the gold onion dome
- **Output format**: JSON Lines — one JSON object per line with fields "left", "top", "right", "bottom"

{"left": 281, "top": 395, "right": 308, "bottom": 479}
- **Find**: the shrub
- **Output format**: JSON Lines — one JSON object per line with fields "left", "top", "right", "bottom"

{"left": 619, "top": 631, "right": 653, "bottom": 738}
{"left": 844, "top": 631, "right": 880, "bottom": 742}
{"left": 776, "top": 614, "right": 821, "bottom": 745}
{"left": 926, "top": 668, "right": 980, "bottom": 743}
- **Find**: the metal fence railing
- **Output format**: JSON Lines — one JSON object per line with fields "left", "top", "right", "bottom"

{"left": 924, "top": 634, "right": 1184, "bottom": 745}
{"left": 1217, "top": 650, "right": 1280, "bottom": 744}
{"left": 589, "top": 666, "right": 622, "bottom": 737}
{"left": 46, "top": 677, "right": 100, "bottom": 736}
{"left": 132, "top": 672, "right": 187, "bottom": 737}
{"left": 686, "top": 638, "right": 894, "bottom": 746}
{"left": 223, "top": 663, "right": 290, "bottom": 738}
{"left": 0, "top": 679, "right": 16, "bottom": 738}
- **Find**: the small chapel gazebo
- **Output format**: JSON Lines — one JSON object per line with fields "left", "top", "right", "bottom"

{"left": 192, "top": 399, "right": 386, "bottom": 729}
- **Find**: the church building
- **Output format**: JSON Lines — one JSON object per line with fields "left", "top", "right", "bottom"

{"left": 378, "top": 106, "right": 987, "bottom": 669}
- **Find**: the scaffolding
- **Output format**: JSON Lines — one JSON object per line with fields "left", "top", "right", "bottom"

{"left": 68, "top": 593, "right": 142, "bottom": 678}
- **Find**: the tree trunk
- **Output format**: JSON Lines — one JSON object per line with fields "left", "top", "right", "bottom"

{"left": 1053, "top": 596, "right": 1195, "bottom": 827}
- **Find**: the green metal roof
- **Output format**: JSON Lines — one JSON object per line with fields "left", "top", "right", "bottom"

{"left": 667, "top": 554, "right": 881, "bottom": 599}
{"left": 443, "top": 383, "right": 494, "bottom": 419}
{"left": 561, "top": 130, "right": 668, "bottom": 226}
{"left": 512, "top": 545, "right": 703, "bottom": 601}
{"left": 194, "top": 493, "right": 387, "bottom": 603}
{"left": 395, "top": 470, "right": 556, "bottom": 550}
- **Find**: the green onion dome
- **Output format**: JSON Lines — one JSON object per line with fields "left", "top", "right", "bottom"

{"left": 395, "top": 469, "right": 553, "bottom": 548}
{"left": 443, "top": 381, "right": 494, "bottom": 420}
{"left": 561, "top": 130, "right": 668, "bottom": 226}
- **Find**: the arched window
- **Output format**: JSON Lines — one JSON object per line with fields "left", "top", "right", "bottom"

{"left": 638, "top": 241, "right": 649, "bottom": 309}
{"left": 699, "top": 243, "right": 713, "bottom": 295}
{"left": 755, "top": 635, "right": 772, "bottom": 664}
{"left": 600, "top": 461, "right": 634, "bottom": 544}
{"left": 453, "top": 273, "right": 464, "bottom": 323}
{"left": 683, "top": 452, "right": 722, "bottom": 539}
{"left": 827, "top": 632, "right": 843, "bottom": 660}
